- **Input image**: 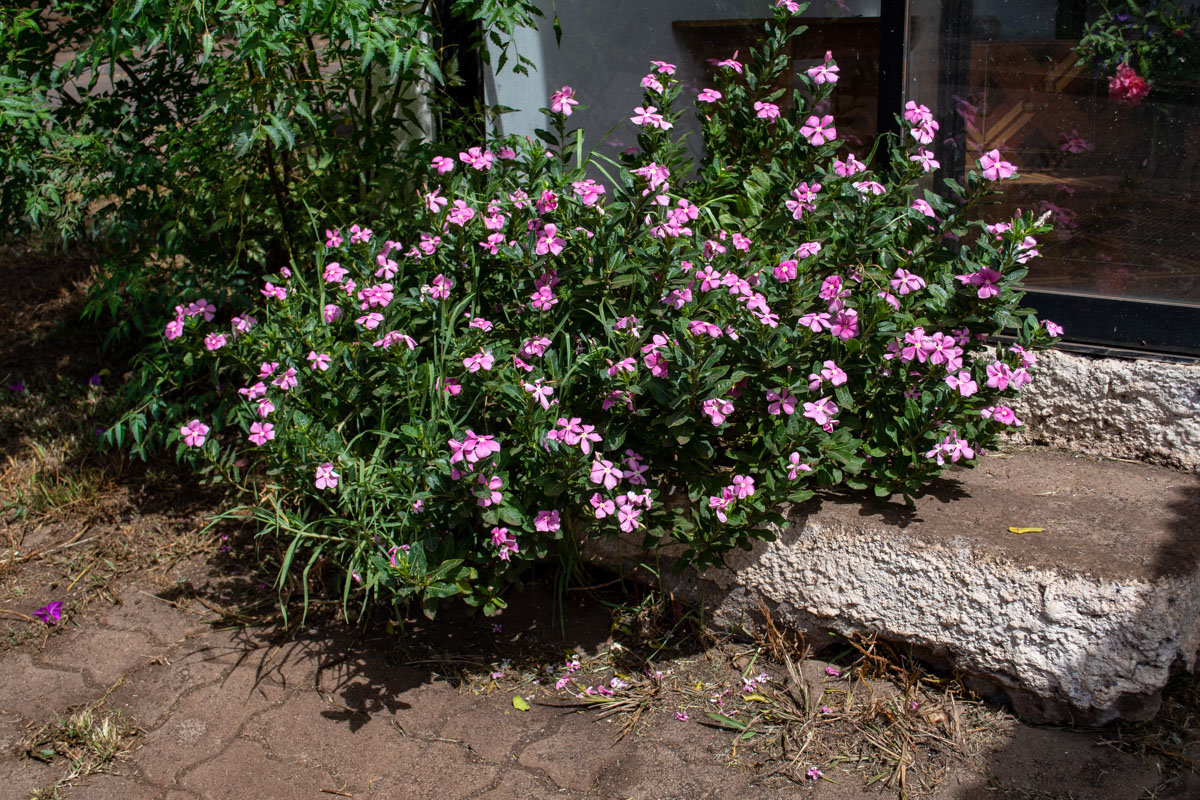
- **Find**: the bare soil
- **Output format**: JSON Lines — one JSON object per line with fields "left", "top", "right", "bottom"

{"left": 0, "top": 245, "right": 1197, "bottom": 799}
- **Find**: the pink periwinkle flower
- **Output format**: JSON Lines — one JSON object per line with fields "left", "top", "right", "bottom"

{"left": 323, "top": 262, "right": 347, "bottom": 283}
{"left": 523, "top": 379, "right": 555, "bottom": 410}
{"left": 325, "top": 228, "right": 343, "bottom": 248}
{"left": 766, "top": 388, "right": 796, "bottom": 416}
{"left": 257, "top": 398, "right": 274, "bottom": 418}
{"left": 590, "top": 459, "right": 624, "bottom": 491}
{"left": 787, "top": 452, "right": 813, "bottom": 481}
{"left": 753, "top": 101, "right": 781, "bottom": 121}
{"left": 550, "top": 86, "right": 579, "bottom": 115}
{"left": 709, "top": 51, "right": 743, "bottom": 73}
{"left": 261, "top": 281, "right": 287, "bottom": 301}
{"left": 978, "top": 150, "right": 1016, "bottom": 180}
{"left": 799, "top": 114, "right": 836, "bottom": 146}
{"left": 491, "top": 527, "right": 519, "bottom": 560}
{"left": 590, "top": 493, "right": 616, "bottom": 519}
{"left": 807, "top": 53, "right": 839, "bottom": 85}
{"left": 890, "top": 268, "right": 926, "bottom": 295}
{"left": 833, "top": 154, "right": 866, "bottom": 177}
{"left": 459, "top": 146, "right": 494, "bottom": 171}
{"left": 307, "top": 351, "right": 332, "bottom": 371}
{"left": 945, "top": 370, "right": 979, "bottom": 397}
{"left": 1044, "top": 320, "right": 1064, "bottom": 337}
{"left": 630, "top": 105, "right": 672, "bottom": 130}
{"left": 697, "top": 88, "right": 723, "bottom": 103}
{"left": 910, "top": 148, "right": 940, "bottom": 172}
{"left": 534, "top": 510, "right": 561, "bottom": 533}
{"left": 786, "top": 182, "right": 822, "bottom": 219}
{"left": 911, "top": 199, "right": 936, "bottom": 218}
{"left": 315, "top": 463, "right": 339, "bottom": 490}
{"left": 248, "top": 421, "right": 275, "bottom": 446}
{"left": 475, "top": 474, "right": 504, "bottom": 507}
{"left": 730, "top": 474, "right": 756, "bottom": 499}
{"left": 272, "top": 367, "right": 298, "bottom": 391}
{"left": 956, "top": 267, "right": 1002, "bottom": 299}
{"left": 463, "top": 350, "right": 495, "bottom": 373}
{"left": 431, "top": 155, "right": 454, "bottom": 175}
{"left": 348, "top": 224, "right": 372, "bottom": 244}
{"left": 259, "top": 363, "right": 278, "bottom": 379}
{"left": 853, "top": 180, "right": 886, "bottom": 196}
{"left": 702, "top": 397, "right": 734, "bottom": 426}
{"left": 204, "top": 333, "right": 227, "bottom": 351}
{"left": 323, "top": 304, "right": 343, "bottom": 323}
{"left": 180, "top": 419, "right": 209, "bottom": 447}
{"left": 981, "top": 405, "right": 1022, "bottom": 426}
{"left": 535, "top": 223, "right": 566, "bottom": 256}
{"left": 803, "top": 396, "right": 839, "bottom": 427}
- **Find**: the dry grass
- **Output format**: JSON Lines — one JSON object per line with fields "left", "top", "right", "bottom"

{"left": 24, "top": 699, "right": 138, "bottom": 798}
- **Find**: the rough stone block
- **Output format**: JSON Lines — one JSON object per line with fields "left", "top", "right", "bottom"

{"left": 587, "top": 450, "right": 1200, "bottom": 724}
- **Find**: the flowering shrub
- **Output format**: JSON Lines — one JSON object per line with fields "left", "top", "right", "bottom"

{"left": 165, "top": 3, "right": 1061, "bottom": 616}
{"left": 1076, "top": 0, "right": 1197, "bottom": 106}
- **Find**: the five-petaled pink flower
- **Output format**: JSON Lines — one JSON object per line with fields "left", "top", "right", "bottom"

{"left": 766, "top": 388, "right": 796, "bottom": 416}
{"left": 431, "top": 155, "right": 454, "bottom": 175}
{"left": 787, "top": 452, "right": 813, "bottom": 481}
{"left": 590, "top": 459, "right": 623, "bottom": 490}
{"left": 978, "top": 150, "right": 1016, "bottom": 180}
{"left": 534, "top": 510, "right": 561, "bottom": 532}
{"left": 307, "top": 351, "right": 332, "bottom": 371}
{"left": 550, "top": 86, "right": 579, "bottom": 115}
{"left": 463, "top": 350, "right": 495, "bottom": 373}
{"left": 890, "top": 268, "right": 926, "bottom": 295}
{"left": 697, "top": 88, "right": 722, "bottom": 103}
{"left": 630, "top": 106, "right": 672, "bottom": 130}
{"left": 807, "top": 51, "right": 839, "bottom": 84}
{"left": 261, "top": 281, "right": 287, "bottom": 301}
{"left": 803, "top": 397, "right": 838, "bottom": 427}
{"left": 248, "top": 421, "right": 275, "bottom": 445}
{"left": 315, "top": 462, "right": 340, "bottom": 490}
{"left": 799, "top": 114, "right": 837, "bottom": 146}
{"left": 181, "top": 419, "right": 209, "bottom": 447}
{"left": 753, "top": 101, "right": 780, "bottom": 121}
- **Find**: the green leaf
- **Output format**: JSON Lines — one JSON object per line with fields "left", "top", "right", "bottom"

{"left": 512, "top": 695, "right": 531, "bottom": 711}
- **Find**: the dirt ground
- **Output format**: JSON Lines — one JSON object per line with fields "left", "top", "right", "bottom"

{"left": 1, "top": 246, "right": 1198, "bottom": 800}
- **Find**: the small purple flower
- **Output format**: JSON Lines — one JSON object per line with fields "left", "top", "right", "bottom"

{"left": 88, "top": 372, "right": 102, "bottom": 387}
{"left": 824, "top": 665, "right": 841, "bottom": 677}
{"left": 33, "top": 601, "right": 63, "bottom": 625}
{"left": 7, "top": 380, "right": 25, "bottom": 393}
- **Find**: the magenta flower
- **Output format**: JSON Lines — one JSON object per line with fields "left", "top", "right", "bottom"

{"left": 203, "top": 333, "right": 227, "bottom": 351}
{"left": 424, "top": 187, "right": 448, "bottom": 214}
{"left": 890, "top": 268, "right": 926, "bottom": 295}
{"left": 795, "top": 241, "right": 821, "bottom": 259}
{"left": 753, "top": 101, "right": 781, "bottom": 121}
{"left": 32, "top": 602, "right": 63, "bottom": 625}
{"left": 978, "top": 150, "right": 1016, "bottom": 180}
{"left": 709, "top": 51, "right": 743, "bottom": 73}
{"left": 786, "top": 182, "right": 821, "bottom": 218}
{"left": 459, "top": 146, "right": 494, "bottom": 171}
{"left": 766, "top": 388, "right": 796, "bottom": 416}
{"left": 674, "top": 711, "right": 689, "bottom": 721}
{"left": 463, "top": 350, "right": 495, "bottom": 373}
{"left": 787, "top": 452, "right": 813, "bottom": 481}
{"left": 180, "top": 419, "right": 209, "bottom": 447}
{"left": 534, "top": 510, "right": 561, "bottom": 533}
{"left": 164, "top": 317, "right": 185, "bottom": 340}
{"left": 630, "top": 106, "right": 672, "bottom": 130}
{"left": 806, "top": 767, "right": 823, "bottom": 781}
{"left": 248, "top": 421, "right": 275, "bottom": 446}
{"left": 238, "top": 381, "right": 267, "bottom": 401}
{"left": 730, "top": 474, "right": 755, "bottom": 499}
{"left": 696, "top": 88, "right": 722, "bottom": 103}
{"left": 590, "top": 459, "right": 623, "bottom": 491}
{"left": 323, "top": 304, "right": 342, "bottom": 323}
{"left": 475, "top": 474, "right": 504, "bottom": 507}
{"left": 261, "top": 281, "right": 287, "bottom": 301}
{"left": 348, "top": 224, "right": 372, "bottom": 244}
{"left": 910, "top": 148, "right": 940, "bottom": 172}
{"left": 650, "top": 60, "right": 676, "bottom": 75}
{"left": 911, "top": 199, "right": 936, "bottom": 218}
{"left": 701, "top": 397, "right": 734, "bottom": 425}
{"left": 307, "top": 351, "right": 332, "bottom": 371}
{"left": 945, "top": 370, "right": 979, "bottom": 397}
{"left": 490, "top": 527, "right": 519, "bottom": 560}
{"left": 522, "top": 379, "right": 555, "bottom": 410}
{"left": 535, "top": 223, "right": 565, "bottom": 256}
{"left": 1044, "top": 320, "right": 1064, "bottom": 337}
{"left": 807, "top": 60, "right": 839, "bottom": 85}
{"left": 257, "top": 398, "right": 274, "bottom": 418}
{"left": 955, "top": 267, "right": 1002, "bottom": 299}
{"left": 803, "top": 397, "right": 838, "bottom": 427}
{"left": 314, "top": 462, "right": 340, "bottom": 490}
{"left": 325, "top": 228, "right": 342, "bottom": 248}
{"left": 833, "top": 154, "right": 866, "bottom": 177}
{"left": 590, "top": 493, "right": 616, "bottom": 519}
{"left": 431, "top": 155, "right": 454, "bottom": 175}
{"left": 853, "top": 180, "right": 886, "bottom": 196}
{"left": 641, "top": 73, "right": 664, "bottom": 93}
{"left": 981, "top": 405, "right": 1022, "bottom": 426}
{"left": 531, "top": 285, "right": 559, "bottom": 311}
{"left": 271, "top": 367, "right": 298, "bottom": 391}
{"left": 323, "top": 262, "right": 347, "bottom": 283}
{"left": 799, "top": 114, "right": 836, "bottom": 146}
{"left": 550, "top": 86, "right": 579, "bottom": 115}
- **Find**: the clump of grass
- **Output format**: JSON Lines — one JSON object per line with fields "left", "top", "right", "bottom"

{"left": 24, "top": 703, "right": 138, "bottom": 795}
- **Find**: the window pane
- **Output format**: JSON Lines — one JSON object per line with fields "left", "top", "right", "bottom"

{"left": 907, "top": 0, "right": 1200, "bottom": 306}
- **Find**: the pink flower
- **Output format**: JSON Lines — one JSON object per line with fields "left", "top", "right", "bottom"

{"left": 531, "top": 285, "right": 559, "bottom": 311}
{"left": 323, "top": 304, "right": 342, "bottom": 323}
{"left": 323, "top": 262, "right": 347, "bottom": 283}
{"left": 257, "top": 398, "right": 274, "bottom": 417}
{"left": 490, "top": 527, "right": 519, "bottom": 560}
{"left": 307, "top": 351, "right": 332, "bottom": 371}
{"left": 272, "top": 367, "right": 298, "bottom": 391}
{"left": 180, "top": 419, "right": 209, "bottom": 447}
{"left": 753, "top": 101, "right": 780, "bottom": 121}
{"left": 978, "top": 150, "right": 1016, "bottom": 180}
{"left": 910, "top": 148, "right": 940, "bottom": 172}
{"left": 798, "top": 311, "right": 832, "bottom": 332}
{"left": 535, "top": 223, "right": 565, "bottom": 256}
{"left": 807, "top": 767, "right": 823, "bottom": 781}
{"left": 701, "top": 397, "right": 734, "bottom": 425}
{"left": 550, "top": 86, "right": 579, "bottom": 115}
{"left": 853, "top": 180, "right": 886, "bottom": 196}
{"left": 522, "top": 379, "right": 554, "bottom": 410}
{"left": 440, "top": 378, "right": 462, "bottom": 396}
{"left": 590, "top": 493, "right": 616, "bottom": 519}
{"left": 248, "top": 421, "right": 275, "bottom": 446}
{"left": 164, "top": 316, "right": 185, "bottom": 340}
{"left": 641, "top": 73, "right": 664, "bottom": 93}
{"left": 475, "top": 474, "right": 504, "bottom": 507}
{"left": 833, "top": 154, "right": 866, "bottom": 177}
{"left": 590, "top": 459, "right": 623, "bottom": 491}
{"left": 325, "top": 228, "right": 342, "bottom": 248}
{"left": 32, "top": 601, "right": 62, "bottom": 625}
{"left": 911, "top": 199, "right": 936, "bottom": 218}
{"left": 795, "top": 241, "right": 821, "bottom": 259}
{"left": 807, "top": 53, "right": 839, "bottom": 85}
{"left": 766, "top": 388, "right": 796, "bottom": 416}
{"left": 981, "top": 405, "right": 1022, "bottom": 426}
{"left": 786, "top": 182, "right": 821, "bottom": 218}
{"left": 261, "top": 281, "right": 287, "bottom": 301}
{"left": 534, "top": 510, "right": 561, "bottom": 533}
{"left": 890, "top": 268, "right": 926, "bottom": 295}
{"left": 349, "top": 224, "right": 372, "bottom": 244}
{"left": 424, "top": 188, "right": 448, "bottom": 214}
{"left": 650, "top": 60, "right": 676, "bottom": 75}
{"left": 787, "top": 452, "right": 812, "bottom": 481}
{"left": 356, "top": 312, "right": 385, "bottom": 329}
{"left": 572, "top": 179, "right": 606, "bottom": 206}
{"left": 945, "top": 370, "right": 979, "bottom": 397}
{"left": 463, "top": 350, "right": 495, "bottom": 373}
{"left": 799, "top": 114, "right": 836, "bottom": 146}
{"left": 1108, "top": 62, "right": 1151, "bottom": 106}
{"left": 238, "top": 381, "right": 267, "bottom": 401}
{"left": 1044, "top": 320, "right": 1064, "bottom": 337}
{"left": 697, "top": 88, "right": 722, "bottom": 103}
{"left": 730, "top": 474, "right": 755, "bottom": 499}
{"left": 956, "top": 267, "right": 1002, "bottom": 299}
{"left": 204, "top": 333, "right": 227, "bottom": 351}
{"left": 431, "top": 155, "right": 454, "bottom": 175}
{"left": 773, "top": 259, "right": 797, "bottom": 282}
{"left": 709, "top": 51, "right": 743, "bottom": 73}
{"left": 459, "top": 146, "right": 494, "bottom": 171}
{"left": 803, "top": 397, "right": 838, "bottom": 427}
{"left": 521, "top": 336, "right": 552, "bottom": 358}
{"left": 630, "top": 106, "right": 672, "bottom": 130}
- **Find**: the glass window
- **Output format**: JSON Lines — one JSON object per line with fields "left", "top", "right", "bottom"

{"left": 907, "top": 0, "right": 1200, "bottom": 308}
